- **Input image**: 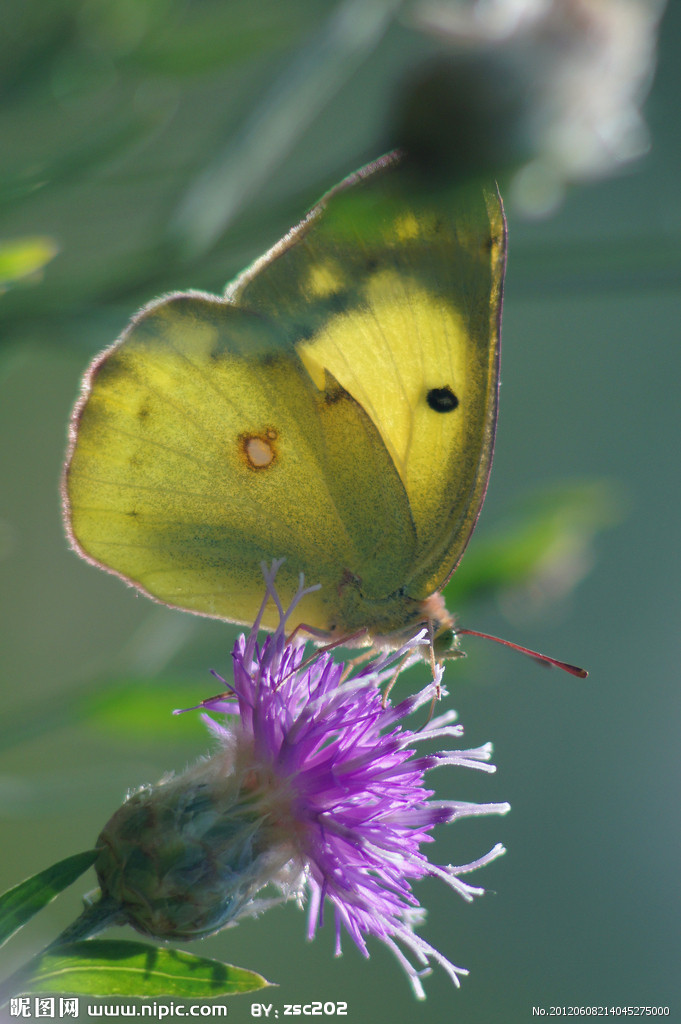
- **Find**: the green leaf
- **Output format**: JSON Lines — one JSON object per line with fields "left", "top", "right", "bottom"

{"left": 18, "top": 940, "right": 271, "bottom": 998}
{"left": 445, "top": 479, "right": 622, "bottom": 610}
{"left": 0, "top": 237, "right": 58, "bottom": 288}
{"left": 0, "top": 851, "right": 98, "bottom": 949}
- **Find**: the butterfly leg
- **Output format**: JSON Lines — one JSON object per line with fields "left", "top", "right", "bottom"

{"left": 381, "top": 650, "right": 414, "bottom": 707}
{"left": 339, "top": 647, "right": 375, "bottom": 683}
{"left": 286, "top": 621, "right": 332, "bottom": 645}
{"left": 425, "top": 618, "right": 446, "bottom": 703}
{"left": 281, "top": 627, "right": 369, "bottom": 683}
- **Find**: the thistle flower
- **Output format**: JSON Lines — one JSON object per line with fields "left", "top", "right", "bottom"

{"left": 96, "top": 563, "right": 509, "bottom": 999}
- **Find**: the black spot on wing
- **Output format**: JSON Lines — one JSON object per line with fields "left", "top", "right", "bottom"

{"left": 427, "top": 386, "right": 459, "bottom": 413}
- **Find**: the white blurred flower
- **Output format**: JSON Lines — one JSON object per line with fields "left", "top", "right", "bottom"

{"left": 409, "top": 0, "right": 666, "bottom": 213}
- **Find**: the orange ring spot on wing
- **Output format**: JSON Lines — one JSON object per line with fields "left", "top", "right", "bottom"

{"left": 238, "top": 428, "right": 278, "bottom": 470}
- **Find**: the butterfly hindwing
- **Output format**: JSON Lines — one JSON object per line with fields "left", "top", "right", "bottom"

{"left": 65, "top": 291, "right": 416, "bottom": 632}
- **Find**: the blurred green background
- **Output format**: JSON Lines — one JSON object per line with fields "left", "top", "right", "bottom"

{"left": 1, "top": 1, "right": 680, "bottom": 1020}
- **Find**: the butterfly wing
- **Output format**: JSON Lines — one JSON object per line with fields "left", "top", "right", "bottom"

{"left": 229, "top": 153, "right": 506, "bottom": 606}
{"left": 64, "top": 152, "right": 505, "bottom": 640}
{"left": 64, "top": 291, "right": 416, "bottom": 633}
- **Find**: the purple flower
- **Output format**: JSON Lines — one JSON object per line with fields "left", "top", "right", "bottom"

{"left": 191, "top": 562, "right": 510, "bottom": 998}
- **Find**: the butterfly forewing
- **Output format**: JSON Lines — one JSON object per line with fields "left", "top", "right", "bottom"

{"left": 229, "top": 157, "right": 506, "bottom": 605}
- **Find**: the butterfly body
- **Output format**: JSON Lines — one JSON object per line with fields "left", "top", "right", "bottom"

{"left": 64, "top": 153, "right": 506, "bottom": 645}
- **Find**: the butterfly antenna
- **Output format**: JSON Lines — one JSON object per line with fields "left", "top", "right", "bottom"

{"left": 456, "top": 628, "right": 588, "bottom": 678}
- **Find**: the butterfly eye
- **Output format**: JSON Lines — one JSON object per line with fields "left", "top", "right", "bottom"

{"left": 426, "top": 386, "right": 459, "bottom": 413}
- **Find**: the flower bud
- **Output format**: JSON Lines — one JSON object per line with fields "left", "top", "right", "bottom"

{"left": 95, "top": 753, "right": 297, "bottom": 940}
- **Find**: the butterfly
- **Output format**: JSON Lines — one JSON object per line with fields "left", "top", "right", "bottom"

{"left": 63, "top": 151, "right": 585, "bottom": 677}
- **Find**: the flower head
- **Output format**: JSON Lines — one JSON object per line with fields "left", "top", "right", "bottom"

{"left": 96, "top": 562, "right": 509, "bottom": 999}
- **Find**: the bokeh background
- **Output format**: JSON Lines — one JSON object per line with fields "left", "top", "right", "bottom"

{"left": 1, "top": 1, "right": 679, "bottom": 1021}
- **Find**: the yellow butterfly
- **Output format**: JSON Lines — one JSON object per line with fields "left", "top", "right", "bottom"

{"left": 64, "top": 151, "right": 579, "bottom": 673}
